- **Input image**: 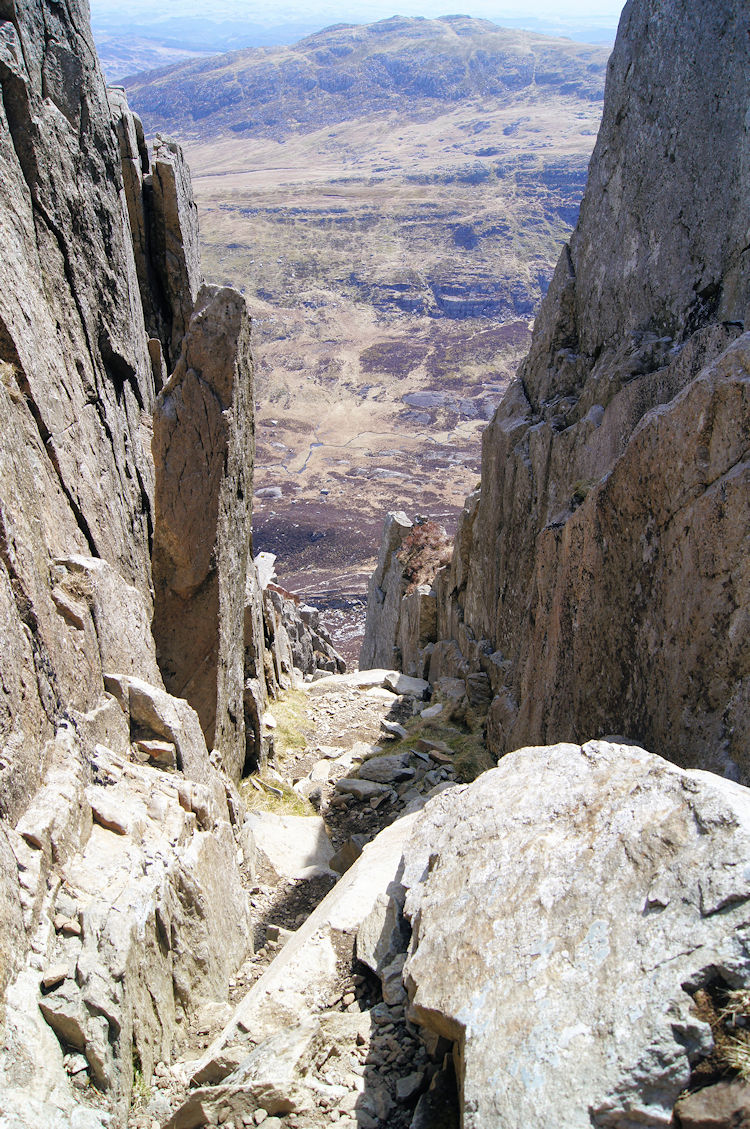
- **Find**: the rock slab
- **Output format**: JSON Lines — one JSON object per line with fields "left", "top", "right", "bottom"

{"left": 402, "top": 741, "right": 750, "bottom": 1128}
{"left": 152, "top": 284, "right": 254, "bottom": 780}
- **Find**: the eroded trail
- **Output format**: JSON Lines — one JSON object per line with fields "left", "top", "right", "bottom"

{"left": 129, "top": 671, "right": 467, "bottom": 1129}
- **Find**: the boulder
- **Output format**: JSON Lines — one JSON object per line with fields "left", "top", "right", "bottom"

{"left": 166, "top": 1020, "right": 319, "bottom": 1127}
{"left": 103, "top": 673, "right": 221, "bottom": 792}
{"left": 357, "top": 753, "right": 416, "bottom": 784}
{"left": 674, "top": 1081, "right": 750, "bottom": 1129}
{"left": 383, "top": 672, "right": 430, "bottom": 699}
{"left": 335, "top": 778, "right": 392, "bottom": 800}
{"left": 246, "top": 812, "right": 334, "bottom": 880}
{"left": 402, "top": 741, "right": 750, "bottom": 1128}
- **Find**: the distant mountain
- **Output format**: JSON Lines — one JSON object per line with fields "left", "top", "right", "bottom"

{"left": 94, "top": 19, "right": 328, "bottom": 82}
{"left": 124, "top": 16, "right": 609, "bottom": 139}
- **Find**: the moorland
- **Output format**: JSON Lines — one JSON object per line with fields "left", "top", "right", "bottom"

{"left": 126, "top": 16, "right": 610, "bottom": 656}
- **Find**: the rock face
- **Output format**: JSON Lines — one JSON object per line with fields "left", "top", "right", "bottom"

{"left": 360, "top": 514, "right": 449, "bottom": 675}
{"left": 0, "top": 0, "right": 156, "bottom": 825}
{"left": 373, "top": 0, "right": 750, "bottom": 782}
{"left": 0, "top": 1, "right": 270, "bottom": 1124}
{"left": 360, "top": 512, "right": 413, "bottom": 671}
{"left": 152, "top": 284, "right": 254, "bottom": 782}
{"left": 401, "top": 741, "right": 750, "bottom": 1128}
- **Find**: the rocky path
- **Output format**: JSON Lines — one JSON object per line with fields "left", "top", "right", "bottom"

{"left": 128, "top": 670, "right": 462, "bottom": 1129}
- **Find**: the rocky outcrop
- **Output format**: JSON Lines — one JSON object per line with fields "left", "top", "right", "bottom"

{"left": 149, "top": 136, "right": 202, "bottom": 365}
{"left": 0, "top": 1, "right": 266, "bottom": 1123}
{"left": 265, "top": 587, "right": 346, "bottom": 680}
{"left": 381, "top": 0, "right": 750, "bottom": 781}
{"left": 401, "top": 741, "right": 750, "bottom": 1128}
{"left": 360, "top": 512, "right": 413, "bottom": 671}
{"left": 152, "top": 285, "right": 254, "bottom": 782}
{"left": 2, "top": 735, "right": 248, "bottom": 1125}
{"left": 109, "top": 93, "right": 201, "bottom": 374}
{"left": 360, "top": 515, "right": 450, "bottom": 675}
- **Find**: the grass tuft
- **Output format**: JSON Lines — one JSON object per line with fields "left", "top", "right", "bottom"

{"left": 240, "top": 772, "right": 316, "bottom": 817}
{"left": 269, "top": 688, "right": 311, "bottom": 757}
{"left": 381, "top": 714, "right": 494, "bottom": 783}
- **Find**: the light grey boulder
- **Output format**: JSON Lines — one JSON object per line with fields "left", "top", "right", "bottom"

{"left": 383, "top": 672, "right": 430, "bottom": 699}
{"left": 335, "top": 778, "right": 392, "bottom": 800}
{"left": 246, "top": 811, "right": 334, "bottom": 880}
{"left": 357, "top": 753, "right": 415, "bottom": 784}
{"left": 402, "top": 741, "right": 750, "bottom": 1128}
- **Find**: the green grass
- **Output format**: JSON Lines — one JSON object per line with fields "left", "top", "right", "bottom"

{"left": 270, "top": 688, "right": 311, "bottom": 756}
{"left": 239, "top": 689, "right": 317, "bottom": 817}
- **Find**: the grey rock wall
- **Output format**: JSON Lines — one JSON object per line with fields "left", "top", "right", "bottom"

{"left": 152, "top": 285, "right": 254, "bottom": 782}
{"left": 360, "top": 511, "right": 413, "bottom": 671}
{"left": 0, "top": 1, "right": 261, "bottom": 1122}
{"left": 424, "top": 0, "right": 750, "bottom": 780}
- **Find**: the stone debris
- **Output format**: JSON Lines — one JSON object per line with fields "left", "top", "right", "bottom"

{"left": 673, "top": 1081, "right": 750, "bottom": 1129}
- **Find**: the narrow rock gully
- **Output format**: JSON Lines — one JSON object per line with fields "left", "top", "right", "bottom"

{"left": 129, "top": 669, "right": 464, "bottom": 1129}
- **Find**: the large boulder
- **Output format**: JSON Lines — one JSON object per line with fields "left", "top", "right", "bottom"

{"left": 426, "top": 0, "right": 750, "bottom": 781}
{"left": 402, "top": 741, "right": 750, "bottom": 1128}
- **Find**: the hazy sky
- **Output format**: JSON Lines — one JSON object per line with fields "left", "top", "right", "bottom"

{"left": 89, "top": 0, "right": 626, "bottom": 30}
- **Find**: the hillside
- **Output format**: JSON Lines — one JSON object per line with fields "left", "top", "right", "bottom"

{"left": 125, "top": 18, "right": 608, "bottom": 637}
{"left": 125, "top": 16, "right": 607, "bottom": 138}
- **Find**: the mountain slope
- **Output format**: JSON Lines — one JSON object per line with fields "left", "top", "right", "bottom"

{"left": 125, "top": 16, "right": 608, "bottom": 139}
